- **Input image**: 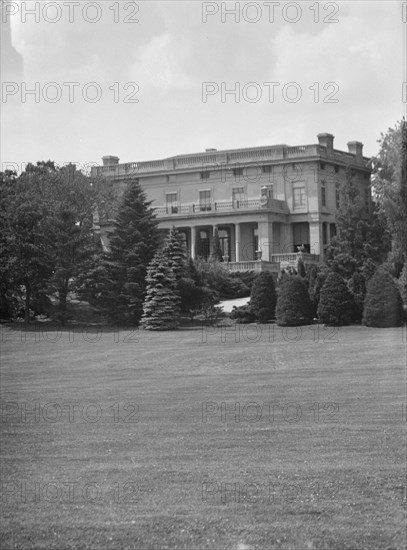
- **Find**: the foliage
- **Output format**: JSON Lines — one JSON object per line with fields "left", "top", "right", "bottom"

{"left": 194, "top": 259, "right": 249, "bottom": 299}
{"left": 297, "top": 258, "right": 306, "bottom": 278}
{"left": 397, "top": 263, "right": 407, "bottom": 305}
{"left": 325, "top": 166, "right": 390, "bottom": 279}
{"left": 371, "top": 120, "right": 407, "bottom": 269}
{"left": 249, "top": 271, "right": 276, "bottom": 322}
{"left": 317, "top": 272, "right": 355, "bottom": 326}
{"left": 229, "top": 303, "right": 257, "bottom": 324}
{"left": 79, "top": 179, "right": 160, "bottom": 325}
{"left": 362, "top": 267, "right": 404, "bottom": 327}
{"left": 348, "top": 271, "right": 367, "bottom": 322}
{"left": 276, "top": 275, "right": 314, "bottom": 326}
{"left": 162, "top": 226, "right": 187, "bottom": 281}
{"left": 141, "top": 251, "right": 181, "bottom": 330}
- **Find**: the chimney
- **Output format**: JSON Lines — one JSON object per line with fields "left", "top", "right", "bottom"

{"left": 102, "top": 155, "right": 120, "bottom": 166}
{"left": 317, "top": 133, "right": 334, "bottom": 150}
{"left": 205, "top": 148, "right": 217, "bottom": 152}
{"left": 347, "top": 141, "right": 363, "bottom": 159}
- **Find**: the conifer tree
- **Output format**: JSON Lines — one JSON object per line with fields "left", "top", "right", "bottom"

{"left": 162, "top": 226, "right": 187, "bottom": 281}
{"left": 348, "top": 271, "right": 367, "bottom": 322}
{"left": 78, "top": 179, "right": 160, "bottom": 324}
{"left": 141, "top": 251, "right": 181, "bottom": 330}
{"left": 276, "top": 275, "right": 314, "bottom": 326}
{"left": 250, "top": 271, "right": 276, "bottom": 322}
{"left": 363, "top": 267, "right": 404, "bottom": 327}
{"left": 317, "top": 272, "right": 355, "bottom": 326}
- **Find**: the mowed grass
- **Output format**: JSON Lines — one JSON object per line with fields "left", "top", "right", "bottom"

{"left": 0, "top": 323, "right": 406, "bottom": 550}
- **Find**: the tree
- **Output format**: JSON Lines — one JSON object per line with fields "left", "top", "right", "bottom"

{"left": 250, "top": 271, "right": 276, "bottom": 322}
{"left": 371, "top": 120, "right": 407, "bottom": 269}
{"left": 162, "top": 226, "right": 187, "bottom": 281}
{"left": 317, "top": 272, "right": 354, "bottom": 326}
{"left": 141, "top": 251, "right": 181, "bottom": 330}
{"left": 276, "top": 275, "right": 314, "bottom": 326}
{"left": 325, "top": 166, "right": 390, "bottom": 279}
{"left": 1, "top": 168, "right": 54, "bottom": 322}
{"left": 211, "top": 228, "right": 224, "bottom": 262}
{"left": 93, "top": 179, "right": 160, "bottom": 325}
{"left": 363, "top": 268, "right": 404, "bottom": 327}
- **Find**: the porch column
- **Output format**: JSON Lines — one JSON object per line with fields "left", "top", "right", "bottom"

{"left": 309, "top": 221, "right": 322, "bottom": 256}
{"left": 235, "top": 223, "right": 241, "bottom": 262}
{"left": 191, "top": 226, "right": 196, "bottom": 259}
{"left": 258, "top": 219, "right": 273, "bottom": 261}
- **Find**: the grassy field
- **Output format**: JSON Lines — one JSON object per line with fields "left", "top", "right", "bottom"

{"left": 0, "top": 322, "right": 406, "bottom": 550}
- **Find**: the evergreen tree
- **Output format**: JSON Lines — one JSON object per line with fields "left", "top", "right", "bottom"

{"left": 363, "top": 267, "right": 404, "bottom": 327}
{"left": 211, "top": 227, "right": 224, "bottom": 262}
{"left": 317, "top": 272, "right": 355, "bottom": 326}
{"left": 276, "top": 275, "right": 314, "bottom": 326}
{"left": 249, "top": 271, "right": 276, "bottom": 322}
{"left": 104, "top": 180, "right": 160, "bottom": 324}
{"left": 297, "top": 258, "right": 306, "bottom": 278}
{"left": 141, "top": 251, "right": 181, "bottom": 330}
{"left": 162, "top": 226, "right": 187, "bottom": 281}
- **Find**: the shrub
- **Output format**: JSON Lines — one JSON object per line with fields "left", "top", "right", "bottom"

{"left": 276, "top": 275, "right": 313, "bottom": 326}
{"left": 362, "top": 267, "right": 404, "bottom": 327}
{"left": 194, "top": 259, "right": 249, "bottom": 299}
{"left": 250, "top": 271, "right": 276, "bottom": 322}
{"left": 229, "top": 303, "right": 257, "bottom": 324}
{"left": 348, "top": 271, "right": 367, "bottom": 322}
{"left": 318, "top": 272, "right": 354, "bottom": 326}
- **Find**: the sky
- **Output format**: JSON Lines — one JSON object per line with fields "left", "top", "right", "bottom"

{"left": 1, "top": 0, "right": 406, "bottom": 173}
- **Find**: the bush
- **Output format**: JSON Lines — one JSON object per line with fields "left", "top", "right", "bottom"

{"left": 276, "top": 275, "right": 314, "bottom": 326}
{"left": 250, "top": 271, "right": 276, "bottom": 322}
{"left": 194, "top": 259, "right": 249, "bottom": 299}
{"left": 362, "top": 267, "right": 404, "bottom": 327}
{"left": 348, "top": 271, "right": 367, "bottom": 322}
{"left": 317, "top": 272, "right": 354, "bottom": 326}
{"left": 229, "top": 303, "right": 257, "bottom": 324}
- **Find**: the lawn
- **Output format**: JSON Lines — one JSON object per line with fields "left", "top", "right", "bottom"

{"left": 0, "top": 323, "right": 406, "bottom": 550}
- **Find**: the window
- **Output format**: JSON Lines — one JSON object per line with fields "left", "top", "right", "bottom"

{"left": 165, "top": 192, "right": 178, "bottom": 214}
{"left": 334, "top": 165, "right": 339, "bottom": 173}
{"left": 321, "top": 180, "right": 326, "bottom": 207}
{"left": 320, "top": 162, "right": 326, "bottom": 170}
{"left": 233, "top": 167, "right": 243, "bottom": 179}
{"left": 293, "top": 186, "right": 306, "bottom": 208}
{"left": 200, "top": 171, "right": 210, "bottom": 181}
{"left": 262, "top": 165, "right": 272, "bottom": 174}
{"left": 232, "top": 187, "right": 245, "bottom": 207}
{"left": 199, "top": 190, "right": 212, "bottom": 211}
{"left": 218, "top": 229, "right": 230, "bottom": 260}
{"left": 335, "top": 183, "right": 340, "bottom": 209}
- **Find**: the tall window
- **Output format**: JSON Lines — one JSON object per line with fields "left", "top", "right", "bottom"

{"left": 166, "top": 192, "right": 178, "bottom": 214}
{"left": 199, "top": 190, "right": 212, "bottom": 211}
{"left": 293, "top": 186, "right": 306, "bottom": 208}
{"left": 232, "top": 187, "right": 245, "bottom": 207}
{"left": 321, "top": 180, "right": 326, "bottom": 207}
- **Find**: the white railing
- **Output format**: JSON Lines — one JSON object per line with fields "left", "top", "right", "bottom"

{"left": 154, "top": 198, "right": 288, "bottom": 217}
{"left": 227, "top": 261, "right": 280, "bottom": 272}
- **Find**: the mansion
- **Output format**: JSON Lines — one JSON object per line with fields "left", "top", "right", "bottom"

{"left": 91, "top": 133, "right": 371, "bottom": 272}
